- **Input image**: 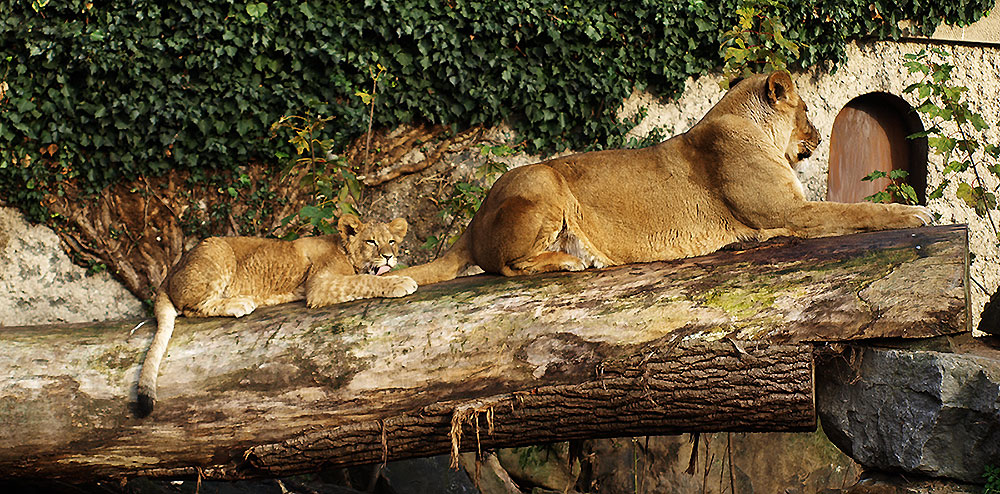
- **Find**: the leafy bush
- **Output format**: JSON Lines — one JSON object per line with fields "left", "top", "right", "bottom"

{"left": 901, "top": 48, "right": 999, "bottom": 239}
{"left": 269, "top": 114, "right": 361, "bottom": 239}
{"left": 863, "top": 169, "right": 920, "bottom": 205}
{"left": 986, "top": 464, "right": 1000, "bottom": 494}
{"left": 0, "top": 0, "right": 991, "bottom": 223}
{"left": 719, "top": 0, "right": 803, "bottom": 87}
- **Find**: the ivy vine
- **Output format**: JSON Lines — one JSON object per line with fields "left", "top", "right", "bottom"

{"left": 0, "top": 0, "right": 991, "bottom": 222}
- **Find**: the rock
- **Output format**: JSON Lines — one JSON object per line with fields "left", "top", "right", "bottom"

{"left": 834, "top": 473, "right": 981, "bottom": 493}
{"left": 495, "top": 443, "right": 582, "bottom": 493}
{"left": 979, "top": 288, "right": 1000, "bottom": 336}
{"left": 574, "top": 428, "right": 860, "bottom": 494}
{"left": 816, "top": 339, "right": 1000, "bottom": 484}
{"left": 0, "top": 207, "right": 143, "bottom": 326}
{"left": 459, "top": 452, "right": 527, "bottom": 494}
{"left": 382, "top": 455, "right": 480, "bottom": 494}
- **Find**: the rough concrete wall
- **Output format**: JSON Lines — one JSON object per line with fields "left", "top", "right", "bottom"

{"left": 621, "top": 40, "right": 1000, "bottom": 333}
{"left": 917, "top": 0, "right": 1000, "bottom": 45}
{"left": 0, "top": 206, "right": 144, "bottom": 326}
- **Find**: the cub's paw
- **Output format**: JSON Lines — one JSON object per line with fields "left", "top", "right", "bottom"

{"left": 384, "top": 275, "right": 418, "bottom": 298}
{"left": 220, "top": 296, "right": 258, "bottom": 317}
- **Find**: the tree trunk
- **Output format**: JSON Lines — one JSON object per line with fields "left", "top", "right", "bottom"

{"left": 0, "top": 225, "right": 967, "bottom": 481}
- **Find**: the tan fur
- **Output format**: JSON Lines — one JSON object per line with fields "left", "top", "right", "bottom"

{"left": 136, "top": 215, "right": 415, "bottom": 416}
{"left": 399, "top": 72, "right": 931, "bottom": 285}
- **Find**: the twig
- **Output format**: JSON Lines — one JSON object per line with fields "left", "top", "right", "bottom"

{"left": 727, "top": 433, "right": 736, "bottom": 494}
{"left": 701, "top": 434, "right": 713, "bottom": 494}
{"left": 685, "top": 433, "right": 700, "bottom": 475}
{"left": 955, "top": 122, "right": 999, "bottom": 238}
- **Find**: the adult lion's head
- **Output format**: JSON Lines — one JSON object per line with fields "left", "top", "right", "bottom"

{"left": 763, "top": 71, "right": 820, "bottom": 165}
{"left": 719, "top": 71, "right": 821, "bottom": 166}
{"left": 781, "top": 92, "right": 821, "bottom": 165}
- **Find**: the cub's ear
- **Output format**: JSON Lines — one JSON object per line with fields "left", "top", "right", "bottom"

{"left": 337, "top": 214, "right": 363, "bottom": 240}
{"left": 766, "top": 70, "right": 794, "bottom": 105}
{"left": 388, "top": 218, "right": 408, "bottom": 240}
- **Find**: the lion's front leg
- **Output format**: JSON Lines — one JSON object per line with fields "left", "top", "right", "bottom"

{"left": 305, "top": 272, "right": 417, "bottom": 308}
{"left": 785, "top": 201, "right": 932, "bottom": 238}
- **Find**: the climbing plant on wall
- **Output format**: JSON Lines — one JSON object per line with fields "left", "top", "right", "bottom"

{"left": 0, "top": 0, "right": 992, "bottom": 224}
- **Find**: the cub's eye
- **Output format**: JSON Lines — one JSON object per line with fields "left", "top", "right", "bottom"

{"left": 388, "top": 239, "right": 395, "bottom": 245}
{"left": 366, "top": 239, "right": 377, "bottom": 246}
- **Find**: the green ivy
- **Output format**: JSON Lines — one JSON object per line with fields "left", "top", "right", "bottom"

{"left": 986, "top": 464, "right": 1000, "bottom": 494}
{"left": 0, "top": 0, "right": 991, "bottom": 222}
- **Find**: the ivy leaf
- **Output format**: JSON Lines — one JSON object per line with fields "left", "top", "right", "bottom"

{"left": 897, "top": 183, "right": 919, "bottom": 205}
{"left": 864, "top": 190, "right": 890, "bottom": 204}
{"left": 928, "top": 181, "right": 949, "bottom": 201}
{"left": 970, "top": 112, "right": 989, "bottom": 131}
{"left": 299, "top": 3, "right": 314, "bottom": 19}
{"left": 246, "top": 2, "right": 268, "bottom": 18}
{"left": 946, "top": 160, "right": 970, "bottom": 175}
{"left": 355, "top": 90, "right": 373, "bottom": 105}
{"left": 887, "top": 169, "right": 909, "bottom": 180}
{"left": 861, "top": 170, "right": 887, "bottom": 181}
{"left": 955, "top": 182, "right": 975, "bottom": 208}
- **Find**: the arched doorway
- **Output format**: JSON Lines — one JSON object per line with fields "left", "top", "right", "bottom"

{"left": 827, "top": 93, "right": 927, "bottom": 204}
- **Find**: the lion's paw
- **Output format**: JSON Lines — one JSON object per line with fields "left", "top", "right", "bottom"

{"left": 895, "top": 204, "right": 934, "bottom": 227}
{"left": 560, "top": 258, "right": 587, "bottom": 272}
{"left": 385, "top": 276, "right": 418, "bottom": 298}
{"left": 882, "top": 204, "right": 934, "bottom": 228}
{"left": 221, "top": 297, "right": 258, "bottom": 317}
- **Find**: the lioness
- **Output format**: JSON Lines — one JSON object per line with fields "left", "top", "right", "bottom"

{"left": 136, "top": 214, "right": 416, "bottom": 416}
{"left": 399, "top": 71, "right": 931, "bottom": 285}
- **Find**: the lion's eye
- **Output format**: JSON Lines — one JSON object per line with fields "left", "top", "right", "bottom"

{"left": 366, "top": 239, "right": 377, "bottom": 246}
{"left": 388, "top": 239, "right": 395, "bottom": 245}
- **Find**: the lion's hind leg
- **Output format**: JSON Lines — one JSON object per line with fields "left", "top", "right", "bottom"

{"left": 502, "top": 251, "right": 586, "bottom": 276}
{"left": 471, "top": 164, "right": 586, "bottom": 276}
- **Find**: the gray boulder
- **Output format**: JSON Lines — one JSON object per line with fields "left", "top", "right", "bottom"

{"left": 0, "top": 206, "right": 143, "bottom": 326}
{"left": 816, "top": 342, "right": 1000, "bottom": 484}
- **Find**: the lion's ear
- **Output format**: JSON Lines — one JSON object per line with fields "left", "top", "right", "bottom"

{"left": 388, "top": 218, "right": 408, "bottom": 241}
{"left": 766, "top": 71, "right": 794, "bottom": 105}
{"left": 337, "top": 214, "right": 363, "bottom": 241}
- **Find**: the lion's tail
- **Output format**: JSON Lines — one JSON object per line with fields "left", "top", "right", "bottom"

{"left": 136, "top": 290, "right": 178, "bottom": 417}
{"left": 398, "top": 228, "right": 476, "bottom": 285}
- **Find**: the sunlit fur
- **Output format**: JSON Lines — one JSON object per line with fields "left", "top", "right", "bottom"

{"left": 398, "top": 71, "right": 931, "bottom": 286}
{"left": 136, "top": 215, "right": 415, "bottom": 417}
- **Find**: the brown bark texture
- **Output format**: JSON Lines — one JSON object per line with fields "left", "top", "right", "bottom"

{"left": 0, "top": 225, "right": 967, "bottom": 482}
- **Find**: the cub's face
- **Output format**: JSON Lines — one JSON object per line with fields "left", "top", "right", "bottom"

{"left": 783, "top": 98, "right": 821, "bottom": 166}
{"left": 340, "top": 216, "right": 408, "bottom": 275}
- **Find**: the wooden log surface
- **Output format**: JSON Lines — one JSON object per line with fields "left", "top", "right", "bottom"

{"left": 0, "top": 225, "right": 967, "bottom": 481}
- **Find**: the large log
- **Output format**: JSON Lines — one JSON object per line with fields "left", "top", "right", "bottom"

{"left": 0, "top": 225, "right": 967, "bottom": 481}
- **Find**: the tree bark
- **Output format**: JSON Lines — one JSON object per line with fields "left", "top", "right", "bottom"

{"left": 0, "top": 225, "right": 967, "bottom": 482}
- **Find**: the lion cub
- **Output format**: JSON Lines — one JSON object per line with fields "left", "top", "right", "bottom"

{"left": 136, "top": 214, "right": 416, "bottom": 417}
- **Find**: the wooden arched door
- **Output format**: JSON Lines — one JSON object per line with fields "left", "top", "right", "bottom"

{"left": 827, "top": 93, "right": 926, "bottom": 204}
